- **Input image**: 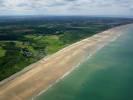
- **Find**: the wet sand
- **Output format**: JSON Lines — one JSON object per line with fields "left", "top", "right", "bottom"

{"left": 0, "top": 24, "right": 128, "bottom": 100}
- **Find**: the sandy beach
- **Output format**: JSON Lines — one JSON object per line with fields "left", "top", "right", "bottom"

{"left": 0, "top": 24, "right": 127, "bottom": 100}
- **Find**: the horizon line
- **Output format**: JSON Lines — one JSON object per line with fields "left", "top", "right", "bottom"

{"left": 0, "top": 14, "right": 133, "bottom": 19}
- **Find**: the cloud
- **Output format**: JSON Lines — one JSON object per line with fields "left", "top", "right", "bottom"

{"left": 0, "top": 0, "right": 133, "bottom": 17}
{"left": 0, "top": 0, "right": 5, "bottom": 7}
{"left": 64, "top": 0, "right": 78, "bottom": 2}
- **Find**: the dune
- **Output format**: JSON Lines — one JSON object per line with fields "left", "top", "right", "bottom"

{"left": 0, "top": 24, "right": 128, "bottom": 100}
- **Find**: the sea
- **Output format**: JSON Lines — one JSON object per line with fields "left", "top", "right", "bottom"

{"left": 35, "top": 24, "right": 133, "bottom": 100}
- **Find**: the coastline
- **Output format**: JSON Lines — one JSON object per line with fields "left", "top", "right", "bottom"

{"left": 0, "top": 24, "right": 130, "bottom": 100}
{"left": 34, "top": 29, "right": 122, "bottom": 99}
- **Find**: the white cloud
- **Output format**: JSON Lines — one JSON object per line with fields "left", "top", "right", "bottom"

{"left": 0, "top": 0, "right": 133, "bottom": 17}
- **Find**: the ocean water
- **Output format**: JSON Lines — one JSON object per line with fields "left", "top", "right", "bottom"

{"left": 36, "top": 24, "right": 133, "bottom": 100}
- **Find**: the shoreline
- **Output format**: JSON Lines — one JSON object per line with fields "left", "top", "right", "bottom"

{"left": 0, "top": 24, "right": 130, "bottom": 100}
{"left": 0, "top": 24, "right": 129, "bottom": 86}
{"left": 34, "top": 28, "right": 124, "bottom": 99}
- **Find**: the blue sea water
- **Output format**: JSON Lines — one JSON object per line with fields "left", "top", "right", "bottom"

{"left": 36, "top": 24, "right": 133, "bottom": 100}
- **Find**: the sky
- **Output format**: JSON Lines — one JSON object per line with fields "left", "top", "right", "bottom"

{"left": 0, "top": 0, "right": 133, "bottom": 17}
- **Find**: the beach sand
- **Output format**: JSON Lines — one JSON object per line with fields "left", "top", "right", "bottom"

{"left": 0, "top": 24, "right": 128, "bottom": 100}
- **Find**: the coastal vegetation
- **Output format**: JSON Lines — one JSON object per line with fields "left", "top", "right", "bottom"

{"left": 0, "top": 16, "right": 133, "bottom": 81}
